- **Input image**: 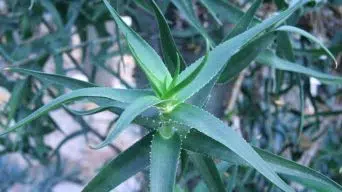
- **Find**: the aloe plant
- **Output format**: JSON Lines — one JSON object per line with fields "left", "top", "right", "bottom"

{"left": 1, "top": 0, "right": 342, "bottom": 192}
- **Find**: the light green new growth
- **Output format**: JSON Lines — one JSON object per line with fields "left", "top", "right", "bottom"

{"left": 1, "top": 0, "right": 341, "bottom": 192}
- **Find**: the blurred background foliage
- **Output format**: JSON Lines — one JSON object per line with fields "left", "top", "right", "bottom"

{"left": 0, "top": 0, "right": 341, "bottom": 191}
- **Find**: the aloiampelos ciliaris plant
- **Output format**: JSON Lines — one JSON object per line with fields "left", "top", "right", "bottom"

{"left": 2, "top": 0, "right": 342, "bottom": 191}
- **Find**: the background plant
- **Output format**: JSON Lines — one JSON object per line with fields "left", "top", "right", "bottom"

{"left": 0, "top": 0, "right": 341, "bottom": 191}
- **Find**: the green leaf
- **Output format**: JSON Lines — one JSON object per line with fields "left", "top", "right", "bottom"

{"left": 5, "top": 68, "right": 134, "bottom": 116}
{"left": 134, "top": 0, "right": 153, "bottom": 12}
{"left": 257, "top": 50, "right": 342, "bottom": 84}
{"left": 168, "top": 103, "right": 294, "bottom": 192}
{"left": 82, "top": 133, "right": 153, "bottom": 192}
{"left": 274, "top": 31, "right": 306, "bottom": 142}
{"left": 296, "top": 75, "right": 305, "bottom": 143}
{"left": 127, "top": 41, "right": 165, "bottom": 96}
{"left": 223, "top": 0, "right": 262, "bottom": 41}
{"left": 199, "top": 0, "right": 260, "bottom": 25}
{"left": 150, "top": 132, "right": 181, "bottom": 192}
{"left": 275, "top": 31, "right": 295, "bottom": 94}
{"left": 6, "top": 79, "right": 29, "bottom": 122}
{"left": 227, "top": 165, "right": 238, "bottom": 192}
{"left": 218, "top": 33, "right": 276, "bottom": 83}
{"left": 173, "top": 0, "right": 308, "bottom": 102}
{"left": 189, "top": 153, "right": 226, "bottom": 192}
{"left": 159, "top": 0, "right": 171, "bottom": 13}
{"left": 40, "top": 0, "right": 63, "bottom": 29}
{"left": 198, "top": 0, "right": 222, "bottom": 25}
{"left": 5, "top": 68, "right": 97, "bottom": 89}
{"left": 194, "top": 181, "right": 209, "bottom": 192}
{"left": 65, "top": 103, "right": 125, "bottom": 116}
{"left": 294, "top": 44, "right": 342, "bottom": 58}
{"left": 92, "top": 95, "right": 162, "bottom": 149}
{"left": 276, "top": 25, "right": 338, "bottom": 67}
{"left": 103, "top": 0, "right": 172, "bottom": 83}
{"left": 188, "top": 77, "right": 218, "bottom": 107}
{"left": 182, "top": 130, "right": 342, "bottom": 192}
{"left": 164, "top": 53, "right": 208, "bottom": 99}
{"left": 0, "top": 88, "right": 153, "bottom": 136}
{"left": 150, "top": 0, "right": 186, "bottom": 75}
{"left": 5, "top": 68, "right": 163, "bottom": 132}
{"left": 186, "top": 67, "right": 226, "bottom": 192}
{"left": 276, "top": 31, "right": 295, "bottom": 62}
{"left": 171, "top": 0, "right": 214, "bottom": 46}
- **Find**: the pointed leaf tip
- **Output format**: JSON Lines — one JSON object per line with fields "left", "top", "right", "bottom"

{"left": 276, "top": 25, "right": 337, "bottom": 68}
{"left": 150, "top": 0, "right": 186, "bottom": 76}
{"left": 90, "top": 95, "right": 162, "bottom": 149}
{"left": 82, "top": 133, "right": 153, "bottom": 192}
{"left": 169, "top": 103, "right": 295, "bottom": 192}
{"left": 103, "top": 0, "right": 172, "bottom": 84}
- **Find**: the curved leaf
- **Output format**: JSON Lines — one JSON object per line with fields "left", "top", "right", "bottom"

{"left": 218, "top": 33, "right": 276, "bottom": 83}
{"left": 198, "top": 0, "right": 222, "bottom": 25}
{"left": 0, "top": 88, "right": 153, "bottom": 136}
{"left": 190, "top": 153, "right": 226, "bottom": 192}
{"left": 150, "top": 132, "right": 181, "bottom": 192}
{"left": 171, "top": 0, "right": 214, "bottom": 46}
{"left": 6, "top": 69, "right": 165, "bottom": 134}
{"left": 150, "top": 0, "right": 186, "bottom": 75}
{"left": 6, "top": 79, "right": 29, "bottom": 122}
{"left": 65, "top": 103, "right": 125, "bottom": 116}
{"left": 103, "top": 0, "right": 172, "bottom": 82}
{"left": 276, "top": 25, "right": 337, "bottom": 66}
{"left": 82, "top": 133, "right": 153, "bottom": 192}
{"left": 165, "top": 53, "right": 208, "bottom": 99}
{"left": 182, "top": 130, "right": 342, "bottom": 192}
{"left": 173, "top": 0, "right": 308, "bottom": 102}
{"left": 223, "top": 0, "right": 262, "bottom": 41}
{"left": 257, "top": 50, "right": 342, "bottom": 84}
{"left": 92, "top": 95, "right": 162, "bottom": 149}
{"left": 5, "top": 68, "right": 97, "bottom": 89}
{"left": 168, "top": 103, "right": 294, "bottom": 192}
{"left": 199, "top": 0, "right": 260, "bottom": 25}
{"left": 40, "top": 0, "right": 63, "bottom": 29}
{"left": 218, "top": 0, "right": 271, "bottom": 83}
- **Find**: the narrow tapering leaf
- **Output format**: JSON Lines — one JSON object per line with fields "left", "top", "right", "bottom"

{"left": 168, "top": 103, "right": 294, "bottom": 192}
{"left": 150, "top": 0, "right": 186, "bottom": 75}
{"left": 5, "top": 68, "right": 97, "bottom": 89}
{"left": 198, "top": 0, "right": 222, "bottom": 25}
{"left": 40, "top": 0, "right": 63, "bottom": 29}
{"left": 182, "top": 130, "right": 342, "bottom": 192}
{"left": 297, "top": 75, "right": 305, "bottom": 142}
{"left": 127, "top": 41, "right": 164, "bottom": 96}
{"left": 223, "top": 0, "right": 262, "bottom": 41}
{"left": 134, "top": 0, "right": 153, "bottom": 12}
{"left": 6, "top": 79, "right": 29, "bottom": 122}
{"left": 276, "top": 25, "right": 337, "bottom": 67}
{"left": 82, "top": 133, "right": 153, "bottom": 192}
{"left": 164, "top": 53, "right": 208, "bottom": 98}
{"left": 103, "top": 0, "right": 172, "bottom": 82}
{"left": 92, "top": 95, "right": 162, "bottom": 149}
{"left": 218, "top": 33, "right": 276, "bottom": 83}
{"left": 65, "top": 103, "right": 125, "bottom": 116}
{"left": 190, "top": 153, "right": 226, "bottom": 192}
{"left": 199, "top": 0, "right": 260, "bottom": 25}
{"left": 257, "top": 50, "right": 342, "bottom": 84}
{"left": 0, "top": 88, "right": 153, "bottom": 136}
{"left": 275, "top": 31, "right": 294, "bottom": 94}
{"left": 171, "top": 0, "right": 214, "bottom": 46}
{"left": 227, "top": 165, "right": 238, "bottom": 192}
{"left": 173, "top": 0, "right": 308, "bottom": 102}
{"left": 150, "top": 132, "right": 181, "bottom": 192}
